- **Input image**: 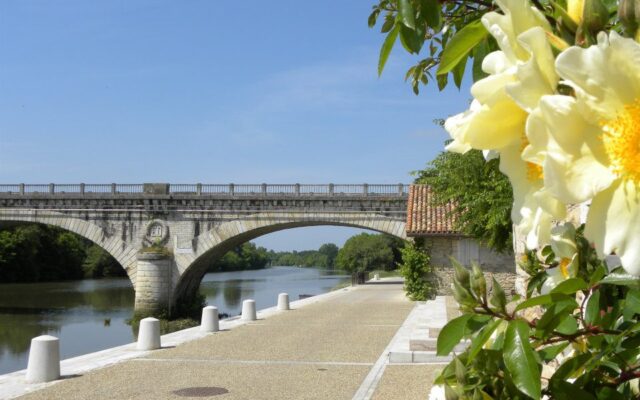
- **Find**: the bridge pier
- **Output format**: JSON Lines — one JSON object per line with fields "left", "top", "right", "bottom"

{"left": 134, "top": 252, "right": 174, "bottom": 314}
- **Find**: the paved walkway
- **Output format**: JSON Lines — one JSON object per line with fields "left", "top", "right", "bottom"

{"left": 9, "top": 281, "right": 447, "bottom": 400}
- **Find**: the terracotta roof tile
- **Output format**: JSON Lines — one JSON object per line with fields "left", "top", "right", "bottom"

{"left": 406, "top": 184, "right": 459, "bottom": 236}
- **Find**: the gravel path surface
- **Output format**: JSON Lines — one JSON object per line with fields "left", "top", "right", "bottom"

{"left": 16, "top": 283, "right": 415, "bottom": 400}
{"left": 371, "top": 364, "right": 444, "bottom": 400}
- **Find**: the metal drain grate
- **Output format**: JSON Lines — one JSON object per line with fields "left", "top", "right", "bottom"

{"left": 172, "top": 387, "right": 229, "bottom": 397}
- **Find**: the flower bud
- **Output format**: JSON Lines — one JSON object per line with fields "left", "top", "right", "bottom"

{"left": 619, "top": 0, "right": 640, "bottom": 38}
{"left": 581, "top": 0, "right": 609, "bottom": 34}
{"left": 567, "top": 0, "right": 585, "bottom": 24}
{"left": 470, "top": 263, "right": 487, "bottom": 300}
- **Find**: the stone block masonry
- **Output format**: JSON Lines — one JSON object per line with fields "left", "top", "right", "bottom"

{"left": 0, "top": 184, "right": 408, "bottom": 313}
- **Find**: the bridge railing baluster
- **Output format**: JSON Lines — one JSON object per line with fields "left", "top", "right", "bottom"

{"left": 0, "top": 183, "right": 409, "bottom": 197}
{"left": 0, "top": 184, "right": 22, "bottom": 194}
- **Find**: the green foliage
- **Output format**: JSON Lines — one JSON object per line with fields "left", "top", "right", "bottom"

{"left": 369, "top": 0, "right": 633, "bottom": 94}
{"left": 268, "top": 242, "right": 339, "bottom": 268}
{"left": 0, "top": 224, "right": 123, "bottom": 283}
{"left": 209, "top": 242, "right": 269, "bottom": 272}
{"left": 398, "top": 242, "right": 435, "bottom": 300}
{"left": 83, "top": 245, "right": 126, "bottom": 278}
{"left": 414, "top": 146, "right": 513, "bottom": 253}
{"left": 369, "top": 0, "right": 496, "bottom": 93}
{"left": 335, "top": 233, "right": 404, "bottom": 273}
{"left": 436, "top": 225, "right": 640, "bottom": 398}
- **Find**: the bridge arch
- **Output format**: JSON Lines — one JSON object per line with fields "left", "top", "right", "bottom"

{"left": 172, "top": 212, "right": 406, "bottom": 303}
{"left": 0, "top": 209, "right": 139, "bottom": 286}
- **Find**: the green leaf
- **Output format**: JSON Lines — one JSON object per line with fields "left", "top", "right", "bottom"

{"left": 504, "top": 320, "right": 541, "bottom": 399}
{"left": 381, "top": 15, "right": 395, "bottom": 33}
{"left": 624, "top": 289, "right": 640, "bottom": 319}
{"left": 399, "top": 0, "right": 416, "bottom": 29}
{"left": 538, "top": 342, "right": 569, "bottom": 362}
{"left": 437, "top": 19, "right": 487, "bottom": 76}
{"left": 437, "top": 314, "right": 471, "bottom": 356}
{"left": 471, "top": 39, "right": 489, "bottom": 82}
{"left": 552, "top": 353, "right": 591, "bottom": 381}
{"left": 548, "top": 379, "right": 596, "bottom": 400}
{"left": 514, "top": 293, "right": 573, "bottom": 312}
{"left": 601, "top": 272, "right": 640, "bottom": 289}
{"left": 420, "top": 0, "right": 441, "bottom": 29}
{"left": 399, "top": 24, "right": 422, "bottom": 54}
{"left": 585, "top": 288, "right": 601, "bottom": 325}
{"left": 551, "top": 278, "right": 588, "bottom": 294}
{"left": 536, "top": 299, "right": 578, "bottom": 337}
{"left": 378, "top": 24, "right": 400, "bottom": 76}
{"left": 467, "top": 319, "right": 503, "bottom": 362}
{"left": 367, "top": 9, "right": 380, "bottom": 28}
{"left": 452, "top": 54, "right": 467, "bottom": 89}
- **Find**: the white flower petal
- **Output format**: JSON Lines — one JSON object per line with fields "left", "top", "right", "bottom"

{"left": 506, "top": 27, "right": 558, "bottom": 112}
{"left": 550, "top": 223, "right": 577, "bottom": 259}
{"left": 585, "top": 180, "right": 640, "bottom": 276}
{"left": 529, "top": 95, "right": 615, "bottom": 203}
{"left": 555, "top": 31, "right": 640, "bottom": 121}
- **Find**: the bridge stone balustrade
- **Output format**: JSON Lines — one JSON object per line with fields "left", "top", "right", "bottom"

{"left": 0, "top": 183, "right": 408, "bottom": 314}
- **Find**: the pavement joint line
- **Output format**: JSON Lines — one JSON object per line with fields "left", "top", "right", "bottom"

{"left": 351, "top": 302, "right": 420, "bottom": 400}
{"left": 134, "top": 358, "right": 375, "bottom": 367}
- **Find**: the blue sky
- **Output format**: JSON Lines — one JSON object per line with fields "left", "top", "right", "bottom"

{"left": 0, "top": 1, "right": 470, "bottom": 251}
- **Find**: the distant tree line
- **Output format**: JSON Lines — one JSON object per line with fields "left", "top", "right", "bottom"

{"left": 267, "top": 243, "right": 339, "bottom": 269}
{"left": 0, "top": 223, "right": 407, "bottom": 283}
{"left": 208, "top": 242, "right": 270, "bottom": 272}
{"left": 0, "top": 224, "right": 124, "bottom": 283}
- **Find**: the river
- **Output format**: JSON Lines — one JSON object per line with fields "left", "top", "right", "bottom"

{"left": 0, "top": 266, "right": 350, "bottom": 375}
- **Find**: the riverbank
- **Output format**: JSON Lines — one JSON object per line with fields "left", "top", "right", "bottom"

{"left": 1, "top": 279, "right": 451, "bottom": 399}
{"left": 0, "top": 267, "right": 350, "bottom": 375}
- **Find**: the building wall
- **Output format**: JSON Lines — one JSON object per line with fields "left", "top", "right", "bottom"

{"left": 418, "top": 236, "right": 517, "bottom": 296}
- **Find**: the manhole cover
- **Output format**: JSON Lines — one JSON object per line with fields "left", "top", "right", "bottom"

{"left": 172, "top": 387, "right": 229, "bottom": 397}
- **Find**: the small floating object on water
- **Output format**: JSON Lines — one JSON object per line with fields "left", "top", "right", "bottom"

{"left": 103, "top": 318, "right": 111, "bottom": 326}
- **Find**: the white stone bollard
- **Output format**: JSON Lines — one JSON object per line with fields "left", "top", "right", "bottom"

{"left": 26, "top": 335, "right": 60, "bottom": 383}
{"left": 277, "top": 293, "right": 290, "bottom": 311}
{"left": 242, "top": 299, "right": 257, "bottom": 321}
{"left": 137, "top": 317, "right": 161, "bottom": 350}
{"left": 201, "top": 306, "right": 219, "bottom": 332}
{"left": 374, "top": 273, "right": 380, "bottom": 281}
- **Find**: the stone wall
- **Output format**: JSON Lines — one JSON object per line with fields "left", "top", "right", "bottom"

{"left": 418, "top": 236, "right": 517, "bottom": 296}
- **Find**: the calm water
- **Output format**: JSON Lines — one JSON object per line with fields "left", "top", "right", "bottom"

{"left": 0, "top": 267, "right": 349, "bottom": 374}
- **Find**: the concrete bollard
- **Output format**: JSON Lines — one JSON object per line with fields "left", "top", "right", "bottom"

{"left": 241, "top": 299, "right": 257, "bottom": 321}
{"left": 137, "top": 317, "right": 161, "bottom": 350}
{"left": 374, "top": 273, "right": 380, "bottom": 281}
{"left": 277, "top": 293, "right": 290, "bottom": 311}
{"left": 201, "top": 306, "right": 219, "bottom": 332}
{"left": 26, "top": 335, "right": 60, "bottom": 383}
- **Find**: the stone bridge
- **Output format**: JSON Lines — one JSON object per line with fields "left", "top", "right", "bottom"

{"left": 0, "top": 183, "right": 408, "bottom": 313}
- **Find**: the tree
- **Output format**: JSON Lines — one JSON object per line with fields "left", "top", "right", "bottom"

{"left": 209, "top": 242, "right": 269, "bottom": 272}
{"left": 398, "top": 242, "right": 435, "bottom": 300}
{"left": 317, "top": 243, "right": 339, "bottom": 267}
{"left": 335, "top": 233, "right": 403, "bottom": 272}
{"left": 83, "top": 245, "right": 125, "bottom": 278}
{"left": 413, "top": 147, "right": 513, "bottom": 253}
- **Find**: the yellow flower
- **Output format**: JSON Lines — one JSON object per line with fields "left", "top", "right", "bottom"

{"left": 444, "top": 0, "right": 564, "bottom": 249}
{"left": 531, "top": 32, "right": 640, "bottom": 275}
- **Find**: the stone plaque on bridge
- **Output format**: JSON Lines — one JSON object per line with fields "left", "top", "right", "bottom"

{"left": 143, "top": 183, "right": 169, "bottom": 195}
